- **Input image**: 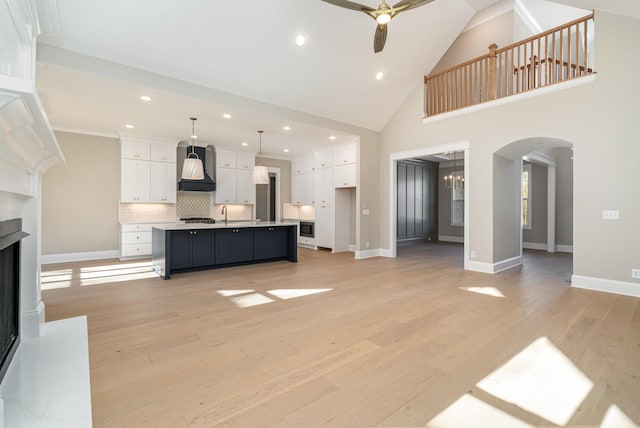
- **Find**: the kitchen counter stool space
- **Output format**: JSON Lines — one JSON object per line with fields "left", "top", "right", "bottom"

{"left": 152, "top": 222, "right": 297, "bottom": 279}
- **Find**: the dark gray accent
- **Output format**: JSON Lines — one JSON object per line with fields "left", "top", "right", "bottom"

{"left": 177, "top": 146, "right": 216, "bottom": 192}
{"left": 397, "top": 159, "right": 438, "bottom": 243}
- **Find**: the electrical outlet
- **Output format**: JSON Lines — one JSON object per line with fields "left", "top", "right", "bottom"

{"left": 362, "top": 208, "right": 370, "bottom": 216}
{"left": 365, "top": 241, "right": 370, "bottom": 249}
{"left": 632, "top": 269, "right": 640, "bottom": 279}
{"left": 602, "top": 210, "right": 620, "bottom": 220}
{"left": 471, "top": 250, "right": 477, "bottom": 258}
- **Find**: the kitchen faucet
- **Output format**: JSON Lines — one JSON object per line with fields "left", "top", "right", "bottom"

{"left": 221, "top": 205, "right": 228, "bottom": 224}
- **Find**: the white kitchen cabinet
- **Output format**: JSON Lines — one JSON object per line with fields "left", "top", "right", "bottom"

{"left": 315, "top": 168, "right": 333, "bottom": 205}
{"left": 314, "top": 151, "right": 333, "bottom": 170}
{"left": 236, "top": 169, "right": 255, "bottom": 204}
{"left": 150, "top": 162, "right": 177, "bottom": 203}
{"left": 121, "top": 140, "right": 151, "bottom": 160}
{"left": 333, "top": 144, "right": 356, "bottom": 166}
{"left": 215, "top": 167, "right": 237, "bottom": 204}
{"left": 150, "top": 144, "right": 177, "bottom": 163}
{"left": 216, "top": 150, "right": 237, "bottom": 169}
{"left": 333, "top": 164, "right": 356, "bottom": 188}
{"left": 121, "top": 159, "right": 151, "bottom": 202}
{"left": 315, "top": 204, "right": 333, "bottom": 249}
{"left": 120, "top": 224, "right": 153, "bottom": 259}
{"left": 305, "top": 173, "right": 316, "bottom": 204}
{"left": 236, "top": 154, "right": 255, "bottom": 170}
{"left": 292, "top": 174, "right": 305, "bottom": 205}
{"left": 293, "top": 156, "right": 314, "bottom": 174}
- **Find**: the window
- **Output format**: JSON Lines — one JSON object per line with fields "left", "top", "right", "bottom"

{"left": 522, "top": 163, "right": 531, "bottom": 229}
{"left": 451, "top": 170, "right": 464, "bottom": 226}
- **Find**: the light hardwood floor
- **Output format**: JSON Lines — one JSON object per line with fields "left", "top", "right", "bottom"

{"left": 42, "top": 243, "right": 640, "bottom": 427}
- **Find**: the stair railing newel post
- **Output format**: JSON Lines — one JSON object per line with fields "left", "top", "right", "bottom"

{"left": 488, "top": 43, "right": 498, "bottom": 101}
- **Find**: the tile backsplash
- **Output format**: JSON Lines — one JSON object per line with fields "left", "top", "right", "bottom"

{"left": 119, "top": 203, "right": 177, "bottom": 223}
{"left": 176, "top": 192, "right": 211, "bottom": 218}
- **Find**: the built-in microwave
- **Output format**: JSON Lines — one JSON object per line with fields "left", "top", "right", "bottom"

{"left": 299, "top": 221, "right": 314, "bottom": 238}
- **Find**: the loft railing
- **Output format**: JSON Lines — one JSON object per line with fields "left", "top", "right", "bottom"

{"left": 424, "top": 13, "right": 595, "bottom": 117}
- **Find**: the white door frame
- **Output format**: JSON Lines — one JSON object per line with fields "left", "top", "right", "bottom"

{"left": 523, "top": 151, "right": 556, "bottom": 253}
{"left": 389, "top": 140, "right": 470, "bottom": 269}
{"left": 267, "top": 167, "right": 281, "bottom": 221}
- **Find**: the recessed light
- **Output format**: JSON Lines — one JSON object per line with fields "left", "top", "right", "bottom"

{"left": 375, "top": 71, "right": 384, "bottom": 81}
{"left": 295, "top": 33, "right": 307, "bottom": 47}
{"left": 329, "top": 135, "right": 336, "bottom": 140}
{"left": 241, "top": 142, "right": 248, "bottom": 147}
{"left": 125, "top": 124, "right": 134, "bottom": 129}
{"left": 284, "top": 149, "right": 289, "bottom": 153}
{"left": 283, "top": 126, "right": 291, "bottom": 131}
{"left": 139, "top": 95, "right": 152, "bottom": 102}
{"left": 223, "top": 113, "right": 232, "bottom": 119}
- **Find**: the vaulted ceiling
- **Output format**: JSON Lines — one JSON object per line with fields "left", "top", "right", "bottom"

{"left": 33, "top": 0, "right": 629, "bottom": 157}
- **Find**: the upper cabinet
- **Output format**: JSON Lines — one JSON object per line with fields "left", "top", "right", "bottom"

{"left": 216, "top": 150, "right": 237, "bottom": 169}
{"left": 236, "top": 154, "right": 255, "bottom": 170}
{"left": 214, "top": 150, "right": 256, "bottom": 205}
{"left": 314, "top": 151, "right": 333, "bottom": 170}
{"left": 120, "top": 139, "right": 177, "bottom": 203}
{"left": 333, "top": 145, "right": 356, "bottom": 166}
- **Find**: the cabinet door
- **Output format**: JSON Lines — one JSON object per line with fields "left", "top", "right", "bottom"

{"left": 305, "top": 172, "right": 316, "bottom": 204}
{"left": 150, "top": 144, "right": 176, "bottom": 163}
{"left": 169, "top": 231, "right": 192, "bottom": 270}
{"left": 333, "top": 164, "right": 356, "bottom": 188}
{"left": 236, "top": 154, "right": 255, "bottom": 170}
{"left": 291, "top": 174, "right": 305, "bottom": 205}
{"left": 216, "top": 151, "right": 236, "bottom": 169}
{"left": 163, "top": 162, "right": 177, "bottom": 203}
{"left": 150, "top": 162, "right": 166, "bottom": 202}
{"left": 121, "top": 140, "right": 151, "bottom": 160}
{"left": 236, "top": 169, "right": 255, "bottom": 204}
{"left": 215, "top": 168, "right": 237, "bottom": 204}
{"left": 215, "top": 228, "right": 253, "bottom": 264}
{"left": 333, "top": 145, "right": 356, "bottom": 166}
{"left": 121, "top": 159, "right": 150, "bottom": 202}
{"left": 314, "top": 151, "right": 333, "bottom": 170}
{"left": 190, "top": 230, "right": 215, "bottom": 267}
{"left": 253, "top": 227, "right": 288, "bottom": 260}
{"left": 315, "top": 205, "right": 333, "bottom": 249}
{"left": 315, "top": 168, "right": 333, "bottom": 205}
{"left": 292, "top": 158, "right": 305, "bottom": 175}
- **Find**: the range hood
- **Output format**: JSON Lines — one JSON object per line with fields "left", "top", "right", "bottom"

{"left": 177, "top": 145, "right": 216, "bottom": 192}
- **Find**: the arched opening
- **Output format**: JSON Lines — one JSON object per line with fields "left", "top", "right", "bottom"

{"left": 494, "top": 137, "right": 573, "bottom": 275}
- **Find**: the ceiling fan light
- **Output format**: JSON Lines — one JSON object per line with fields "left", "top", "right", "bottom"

{"left": 376, "top": 13, "right": 391, "bottom": 25}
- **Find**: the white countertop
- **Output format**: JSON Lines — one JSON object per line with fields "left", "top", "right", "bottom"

{"left": 152, "top": 221, "right": 297, "bottom": 231}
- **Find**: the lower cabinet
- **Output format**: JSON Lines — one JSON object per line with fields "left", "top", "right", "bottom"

{"left": 169, "top": 230, "right": 215, "bottom": 270}
{"left": 215, "top": 228, "right": 254, "bottom": 265}
{"left": 253, "top": 227, "right": 288, "bottom": 260}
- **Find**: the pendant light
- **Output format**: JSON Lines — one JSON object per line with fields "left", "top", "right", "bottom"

{"left": 181, "top": 117, "right": 204, "bottom": 180}
{"left": 252, "top": 130, "right": 269, "bottom": 184}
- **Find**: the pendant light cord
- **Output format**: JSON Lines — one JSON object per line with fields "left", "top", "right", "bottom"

{"left": 257, "top": 130, "right": 264, "bottom": 165}
{"left": 188, "top": 117, "right": 198, "bottom": 159}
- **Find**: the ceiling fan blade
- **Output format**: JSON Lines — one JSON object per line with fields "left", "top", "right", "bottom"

{"left": 374, "top": 24, "right": 388, "bottom": 53}
{"left": 320, "top": 0, "right": 375, "bottom": 12}
{"left": 392, "top": 0, "right": 434, "bottom": 12}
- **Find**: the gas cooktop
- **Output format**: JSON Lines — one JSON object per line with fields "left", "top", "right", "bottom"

{"left": 180, "top": 217, "right": 216, "bottom": 224}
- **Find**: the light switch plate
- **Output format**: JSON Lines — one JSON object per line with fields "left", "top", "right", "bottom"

{"left": 362, "top": 208, "right": 370, "bottom": 215}
{"left": 632, "top": 269, "right": 640, "bottom": 279}
{"left": 602, "top": 210, "right": 620, "bottom": 220}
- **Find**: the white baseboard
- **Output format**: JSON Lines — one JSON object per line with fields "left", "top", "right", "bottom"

{"left": 355, "top": 249, "right": 381, "bottom": 259}
{"left": 348, "top": 245, "right": 356, "bottom": 252}
{"left": 571, "top": 275, "right": 640, "bottom": 298}
{"left": 439, "top": 235, "right": 464, "bottom": 243}
{"left": 523, "top": 242, "right": 547, "bottom": 251}
{"left": 21, "top": 301, "right": 45, "bottom": 339}
{"left": 378, "top": 248, "right": 394, "bottom": 258}
{"left": 42, "top": 250, "right": 120, "bottom": 264}
{"left": 467, "top": 256, "right": 522, "bottom": 274}
{"left": 556, "top": 245, "right": 573, "bottom": 253}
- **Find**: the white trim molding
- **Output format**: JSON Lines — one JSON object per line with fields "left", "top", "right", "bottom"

{"left": 523, "top": 242, "right": 548, "bottom": 251}
{"left": 42, "top": 250, "right": 120, "bottom": 265}
{"left": 468, "top": 256, "right": 522, "bottom": 274}
{"left": 556, "top": 245, "right": 573, "bottom": 253}
{"left": 21, "top": 301, "right": 45, "bottom": 339}
{"left": 355, "top": 249, "right": 381, "bottom": 259}
{"left": 572, "top": 275, "right": 640, "bottom": 298}
{"left": 439, "top": 235, "right": 464, "bottom": 243}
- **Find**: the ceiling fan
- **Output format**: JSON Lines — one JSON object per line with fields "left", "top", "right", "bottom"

{"left": 321, "top": 0, "right": 435, "bottom": 53}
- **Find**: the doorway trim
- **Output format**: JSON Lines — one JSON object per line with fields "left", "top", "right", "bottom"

{"left": 389, "top": 140, "right": 470, "bottom": 269}
{"left": 267, "top": 167, "right": 281, "bottom": 221}
{"left": 523, "top": 151, "right": 556, "bottom": 253}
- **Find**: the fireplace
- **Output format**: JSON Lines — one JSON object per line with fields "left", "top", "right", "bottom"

{"left": 0, "top": 219, "right": 28, "bottom": 384}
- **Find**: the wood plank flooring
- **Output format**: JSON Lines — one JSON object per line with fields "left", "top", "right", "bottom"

{"left": 42, "top": 243, "right": 640, "bottom": 427}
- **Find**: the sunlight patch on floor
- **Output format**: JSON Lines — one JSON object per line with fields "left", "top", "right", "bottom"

{"left": 230, "top": 293, "right": 274, "bottom": 308}
{"left": 267, "top": 288, "right": 332, "bottom": 300}
{"left": 459, "top": 286, "right": 505, "bottom": 298}
{"left": 601, "top": 405, "right": 637, "bottom": 428}
{"left": 217, "top": 289, "right": 255, "bottom": 297}
{"left": 426, "top": 394, "right": 533, "bottom": 428}
{"left": 41, "top": 262, "right": 157, "bottom": 289}
{"left": 476, "top": 336, "right": 593, "bottom": 426}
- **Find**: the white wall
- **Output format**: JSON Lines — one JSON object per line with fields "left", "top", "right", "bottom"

{"left": 379, "top": 11, "right": 640, "bottom": 288}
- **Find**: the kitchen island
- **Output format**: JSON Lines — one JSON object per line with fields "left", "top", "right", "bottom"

{"left": 152, "top": 222, "right": 297, "bottom": 279}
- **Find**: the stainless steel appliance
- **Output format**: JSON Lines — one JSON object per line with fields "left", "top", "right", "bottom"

{"left": 299, "top": 221, "right": 314, "bottom": 238}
